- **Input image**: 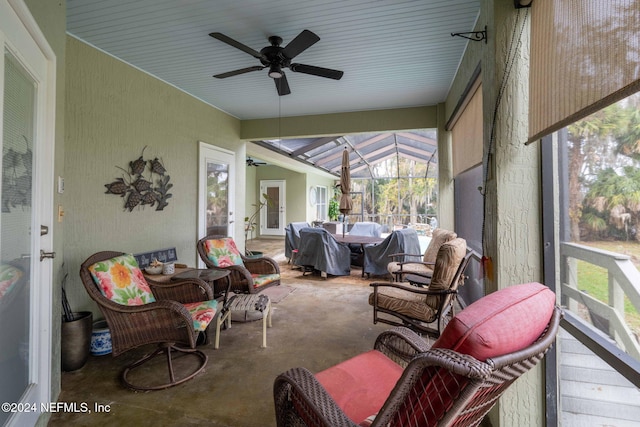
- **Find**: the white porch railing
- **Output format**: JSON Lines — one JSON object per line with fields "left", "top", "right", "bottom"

{"left": 561, "top": 242, "right": 640, "bottom": 359}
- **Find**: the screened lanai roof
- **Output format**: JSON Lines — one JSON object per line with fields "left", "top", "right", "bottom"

{"left": 252, "top": 130, "right": 438, "bottom": 179}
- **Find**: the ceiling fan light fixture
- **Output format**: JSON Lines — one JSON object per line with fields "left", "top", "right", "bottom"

{"left": 268, "top": 64, "right": 283, "bottom": 79}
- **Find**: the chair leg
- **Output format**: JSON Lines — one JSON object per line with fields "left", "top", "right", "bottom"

{"left": 121, "top": 342, "right": 208, "bottom": 391}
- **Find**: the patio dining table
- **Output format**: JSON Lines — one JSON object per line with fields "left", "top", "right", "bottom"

{"left": 332, "top": 234, "right": 384, "bottom": 277}
{"left": 332, "top": 234, "right": 384, "bottom": 246}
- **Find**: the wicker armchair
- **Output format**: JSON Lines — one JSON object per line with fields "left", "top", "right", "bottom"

{"left": 80, "top": 251, "right": 218, "bottom": 390}
{"left": 387, "top": 228, "right": 457, "bottom": 282}
{"left": 370, "top": 238, "right": 471, "bottom": 338}
{"left": 274, "top": 282, "right": 562, "bottom": 427}
{"left": 197, "top": 236, "right": 280, "bottom": 294}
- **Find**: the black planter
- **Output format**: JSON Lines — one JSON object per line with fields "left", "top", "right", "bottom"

{"left": 61, "top": 311, "right": 93, "bottom": 371}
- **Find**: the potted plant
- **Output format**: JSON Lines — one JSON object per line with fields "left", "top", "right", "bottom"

{"left": 244, "top": 193, "right": 274, "bottom": 257}
{"left": 328, "top": 198, "right": 339, "bottom": 221}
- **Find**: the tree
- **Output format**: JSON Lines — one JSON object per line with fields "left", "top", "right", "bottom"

{"left": 567, "top": 103, "right": 626, "bottom": 241}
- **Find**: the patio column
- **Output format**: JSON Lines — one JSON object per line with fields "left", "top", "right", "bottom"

{"left": 436, "top": 103, "right": 455, "bottom": 231}
{"left": 482, "top": 1, "right": 544, "bottom": 427}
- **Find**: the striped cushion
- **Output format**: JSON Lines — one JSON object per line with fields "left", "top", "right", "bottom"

{"left": 425, "top": 238, "right": 466, "bottom": 311}
{"left": 387, "top": 261, "right": 434, "bottom": 277}
{"left": 368, "top": 286, "right": 437, "bottom": 323}
{"left": 422, "top": 228, "right": 457, "bottom": 263}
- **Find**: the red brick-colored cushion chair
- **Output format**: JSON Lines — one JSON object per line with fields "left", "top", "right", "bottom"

{"left": 274, "top": 282, "right": 561, "bottom": 427}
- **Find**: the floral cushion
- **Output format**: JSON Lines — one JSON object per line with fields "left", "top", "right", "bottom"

{"left": 184, "top": 300, "right": 218, "bottom": 332}
{"left": 0, "top": 264, "right": 24, "bottom": 300}
{"left": 204, "top": 238, "right": 244, "bottom": 268}
{"left": 88, "top": 254, "right": 156, "bottom": 306}
{"left": 251, "top": 273, "right": 280, "bottom": 289}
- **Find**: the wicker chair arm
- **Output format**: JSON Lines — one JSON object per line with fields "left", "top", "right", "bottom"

{"left": 242, "top": 255, "right": 280, "bottom": 275}
{"left": 370, "top": 281, "right": 456, "bottom": 297}
{"left": 397, "top": 260, "right": 435, "bottom": 268}
{"left": 374, "top": 327, "right": 431, "bottom": 366}
{"left": 101, "top": 299, "right": 198, "bottom": 355}
{"left": 274, "top": 367, "right": 358, "bottom": 427}
{"left": 147, "top": 277, "right": 213, "bottom": 303}
{"left": 97, "top": 297, "right": 190, "bottom": 318}
{"left": 387, "top": 252, "right": 423, "bottom": 261}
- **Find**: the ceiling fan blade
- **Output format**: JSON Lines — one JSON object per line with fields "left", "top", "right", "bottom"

{"left": 213, "top": 65, "right": 265, "bottom": 79}
{"left": 281, "top": 29, "right": 320, "bottom": 60}
{"left": 290, "top": 63, "right": 344, "bottom": 80}
{"left": 209, "top": 32, "right": 264, "bottom": 60}
{"left": 274, "top": 73, "right": 291, "bottom": 96}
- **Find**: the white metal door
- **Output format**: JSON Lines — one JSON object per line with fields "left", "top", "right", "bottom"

{"left": 260, "top": 180, "right": 285, "bottom": 236}
{"left": 198, "top": 142, "right": 236, "bottom": 251}
{"left": 0, "top": 1, "right": 55, "bottom": 426}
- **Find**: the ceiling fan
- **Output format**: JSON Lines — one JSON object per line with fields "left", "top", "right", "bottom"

{"left": 246, "top": 157, "right": 267, "bottom": 167}
{"left": 209, "top": 30, "right": 344, "bottom": 96}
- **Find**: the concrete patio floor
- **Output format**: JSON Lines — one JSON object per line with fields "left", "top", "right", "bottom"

{"left": 48, "top": 238, "right": 394, "bottom": 427}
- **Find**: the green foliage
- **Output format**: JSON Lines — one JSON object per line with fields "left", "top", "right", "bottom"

{"left": 570, "top": 94, "right": 640, "bottom": 241}
{"left": 328, "top": 198, "right": 339, "bottom": 221}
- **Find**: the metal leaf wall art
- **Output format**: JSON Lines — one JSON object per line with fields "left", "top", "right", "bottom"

{"left": 105, "top": 146, "right": 172, "bottom": 211}
{"left": 2, "top": 136, "right": 32, "bottom": 213}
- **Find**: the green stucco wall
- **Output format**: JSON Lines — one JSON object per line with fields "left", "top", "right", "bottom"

{"left": 63, "top": 36, "right": 243, "bottom": 315}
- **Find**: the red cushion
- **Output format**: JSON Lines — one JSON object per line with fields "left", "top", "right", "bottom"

{"left": 433, "top": 282, "right": 556, "bottom": 361}
{"left": 315, "top": 350, "right": 403, "bottom": 424}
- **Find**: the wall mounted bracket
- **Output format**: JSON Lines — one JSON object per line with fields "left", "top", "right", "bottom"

{"left": 451, "top": 25, "right": 487, "bottom": 43}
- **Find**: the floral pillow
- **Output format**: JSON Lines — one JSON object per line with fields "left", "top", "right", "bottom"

{"left": 89, "top": 254, "right": 156, "bottom": 306}
{"left": 0, "top": 264, "right": 24, "bottom": 300}
{"left": 204, "top": 238, "right": 244, "bottom": 268}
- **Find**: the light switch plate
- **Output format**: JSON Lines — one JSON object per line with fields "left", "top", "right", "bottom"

{"left": 58, "top": 176, "right": 64, "bottom": 194}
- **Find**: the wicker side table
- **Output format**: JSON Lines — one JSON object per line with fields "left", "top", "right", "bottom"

{"left": 215, "top": 294, "right": 272, "bottom": 349}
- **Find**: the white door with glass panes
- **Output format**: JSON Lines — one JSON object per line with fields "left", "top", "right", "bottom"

{"left": 259, "top": 180, "right": 285, "bottom": 236}
{"left": 0, "top": 1, "right": 56, "bottom": 426}
{"left": 198, "top": 142, "right": 235, "bottom": 253}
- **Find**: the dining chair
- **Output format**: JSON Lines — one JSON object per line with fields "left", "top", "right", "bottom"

{"left": 363, "top": 228, "right": 421, "bottom": 277}
{"left": 294, "top": 228, "right": 351, "bottom": 277}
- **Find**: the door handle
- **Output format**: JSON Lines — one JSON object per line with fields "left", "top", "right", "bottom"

{"left": 40, "top": 225, "right": 49, "bottom": 236}
{"left": 40, "top": 250, "right": 56, "bottom": 261}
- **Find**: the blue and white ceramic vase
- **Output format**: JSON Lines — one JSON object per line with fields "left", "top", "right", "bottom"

{"left": 90, "top": 320, "right": 112, "bottom": 356}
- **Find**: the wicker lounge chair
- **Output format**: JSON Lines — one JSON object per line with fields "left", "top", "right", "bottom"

{"left": 274, "top": 282, "right": 562, "bottom": 427}
{"left": 79, "top": 251, "right": 218, "bottom": 390}
{"left": 197, "top": 235, "right": 280, "bottom": 294}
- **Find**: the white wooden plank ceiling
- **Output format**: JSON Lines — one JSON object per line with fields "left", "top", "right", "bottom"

{"left": 66, "top": 0, "right": 481, "bottom": 120}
